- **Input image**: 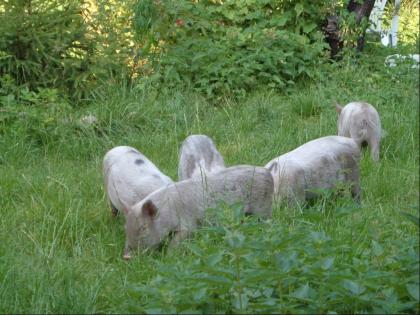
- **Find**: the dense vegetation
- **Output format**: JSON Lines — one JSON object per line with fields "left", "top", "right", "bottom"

{"left": 0, "top": 0, "right": 419, "bottom": 313}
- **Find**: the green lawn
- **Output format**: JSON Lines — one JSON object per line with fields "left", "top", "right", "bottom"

{"left": 0, "top": 44, "right": 418, "bottom": 313}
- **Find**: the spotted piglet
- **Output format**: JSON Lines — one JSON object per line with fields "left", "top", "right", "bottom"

{"left": 178, "top": 134, "right": 225, "bottom": 181}
{"left": 123, "top": 165, "right": 273, "bottom": 259}
{"left": 103, "top": 146, "right": 173, "bottom": 216}
{"left": 265, "top": 136, "right": 361, "bottom": 207}
{"left": 336, "top": 101, "right": 382, "bottom": 161}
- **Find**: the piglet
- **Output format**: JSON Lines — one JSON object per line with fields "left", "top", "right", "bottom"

{"left": 265, "top": 136, "right": 360, "bottom": 207}
{"left": 178, "top": 134, "right": 225, "bottom": 181}
{"left": 336, "top": 101, "right": 381, "bottom": 161}
{"left": 103, "top": 146, "right": 173, "bottom": 216}
{"left": 123, "top": 165, "right": 273, "bottom": 258}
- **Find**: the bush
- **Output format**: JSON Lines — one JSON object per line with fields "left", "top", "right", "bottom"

{"left": 129, "top": 205, "right": 420, "bottom": 313}
{"left": 134, "top": 0, "right": 332, "bottom": 101}
{"left": 0, "top": 75, "right": 74, "bottom": 145}
{"left": 0, "top": 0, "right": 95, "bottom": 100}
{"left": 0, "top": 0, "right": 142, "bottom": 102}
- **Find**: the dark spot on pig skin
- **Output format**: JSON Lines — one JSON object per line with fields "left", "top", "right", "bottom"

{"left": 129, "top": 149, "right": 140, "bottom": 155}
{"left": 135, "top": 159, "right": 144, "bottom": 165}
{"left": 152, "top": 174, "right": 160, "bottom": 179}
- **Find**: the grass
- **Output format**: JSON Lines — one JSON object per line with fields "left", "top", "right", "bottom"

{"left": 0, "top": 42, "right": 419, "bottom": 313}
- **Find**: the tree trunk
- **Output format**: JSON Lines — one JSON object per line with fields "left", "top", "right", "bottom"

{"left": 347, "top": 0, "right": 376, "bottom": 52}
{"left": 323, "top": 15, "right": 343, "bottom": 60}
{"left": 323, "top": 0, "right": 376, "bottom": 59}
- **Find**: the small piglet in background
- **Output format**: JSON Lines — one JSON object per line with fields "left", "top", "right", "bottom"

{"left": 265, "top": 136, "right": 360, "bottom": 207}
{"left": 103, "top": 146, "right": 173, "bottom": 216}
{"left": 123, "top": 165, "right": 273, "bottom": 259}
{"left": 336, "top": 101, "right": 381, "bottom": 161}
{"left": 178, "top": 134, "right": 225, "bottom": 181}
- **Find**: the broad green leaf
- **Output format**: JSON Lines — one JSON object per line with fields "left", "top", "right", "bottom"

{"left": 321, "top": 257, "right": 335, "bottom": 270}
{"left": 206, "top": 253, "right": 224, "bottom": 266}
{"left": 302, "top": 22, "right": 317, "bottom": 33}
{"left": 342, "top": 280, "right": 366, "bottom": 296}
{"left": 371, "top": 240, "right": 384, "bottom": 256}
{"left": 272, "top": 15, "right": 289, "bottom": 27}
{"left": 199, "top": 274, "right": 232, "bottom": 285}
{"left": 291, "top": 283, "right": 310, "bottom": 299}
{"left": 233, "top": 292, "right": 249, "bottom": 311}
{"left": 275, "top": 251, "right": 298, "bottom": 273}
{"left": 193, "top": 287, "right": 207, "bottom": 301}
{"left": 294, "top": 3, "right": 304, "bottom": 17}
{"left": 406, "top": 283, "right": 420, "bottom": 301}
{"left": 309, "top": 231, "right": 330, "bottom": 243}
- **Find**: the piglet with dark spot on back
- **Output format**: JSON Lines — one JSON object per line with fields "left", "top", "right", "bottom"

{"left": 103, "top": 146, "right": 173, "bottom": 217}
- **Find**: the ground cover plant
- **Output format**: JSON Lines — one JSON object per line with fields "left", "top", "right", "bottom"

{"left": 0, "top": 37, "right": 418, "bottom": 313}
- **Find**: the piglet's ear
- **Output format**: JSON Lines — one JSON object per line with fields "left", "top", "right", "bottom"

{"left": 141, "top": 200, "right": 158, "bottom": 219}
{"left": 335, "top": 103, "right": 343, "bottom": 114}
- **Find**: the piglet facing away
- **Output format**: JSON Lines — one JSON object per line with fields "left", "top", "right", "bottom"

{"left": 336, "top": 101, "right": 381, "bottom": 161}
{"left": 123, "top": 165, "right": 273, "bottom": 258}
{"left": 103, "top": 146, "right": 173, "bottom": 216}
{"left": 178, "top": 134, "right": 225, "bottom": 181}
{"left": 265, "top": 136, "right": 360, "bottom": 207}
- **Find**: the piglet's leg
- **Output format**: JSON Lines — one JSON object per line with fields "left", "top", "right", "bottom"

{"left": 369, "top": 140, "right": 380, "bottom": 162}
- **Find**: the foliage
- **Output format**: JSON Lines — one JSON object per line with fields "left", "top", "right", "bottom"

{"left": 130, "top": 206, "right": 419, "bottom": 314}
{"left": 86, "top": 0, "right": 145, "bottom": 81}
{"left": 134, "top": 0, "right": 333, "bottom": 100}
{"left": 0, "top": 0, "right": 95, "bottom": 100}
{"left": 0, "top": 0, "right": 141, "bottom": 102}
{"left": 382, "top": 0, "right": 420, "bottom": 45}
{"left": 0, "top": 75, "right": 75, "bottom": 145}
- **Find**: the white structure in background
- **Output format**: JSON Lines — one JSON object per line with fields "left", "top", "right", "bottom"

{"left": 368, "top": 0, "right": 401, "bottom": 47}
{"left": 385, "top": 54, "right": 420, "bottom": 68}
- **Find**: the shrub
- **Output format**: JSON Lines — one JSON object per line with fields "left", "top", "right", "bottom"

{"left": 0, "top": 0, "right": 95, "bottom": 100}
{"left": 134, "top": 0, "right": 332, "bottom": 101}
{"left": 0, "top": 75, "right": 74, "bottom": 145}
{"left": 0, "top": 0, "right": 142, "bottom": 102}
{"left": 129, "top": 205, "right": 420, "bottom": 313}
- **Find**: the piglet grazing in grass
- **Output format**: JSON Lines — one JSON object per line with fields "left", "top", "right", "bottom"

{"left": 265, "top": 136, "right": 360, "bottom": 207}
{"left": 122, "top": 165, "right": 273, "bottom": 259}
{"left": 178, "top": 134, "right": 225, "bottom": 181}
{"left": 103, "top": 146, "right": 173, "bottom": 217}
{"left": 336, "top": 101, "right": 381, "bottom": 161}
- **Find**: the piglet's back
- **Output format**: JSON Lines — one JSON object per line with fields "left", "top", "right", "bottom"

{"left": 138, "top": 165, "right": 273, "bottom": 219}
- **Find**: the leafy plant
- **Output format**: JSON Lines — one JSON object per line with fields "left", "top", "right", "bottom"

{"left": 134, "top": 0, "right": 332, "bottom": 101}
{"left": 0, "top": 0, "right": 144, "bottom": 102}
{"left": 0, "top": 75, "right": 73, "bottom": 145}
{"left": 0, "top": 0, "right": 94, "bottom": 100}
{"left": 129, "top": 204, "right": 419, "bottom": 313}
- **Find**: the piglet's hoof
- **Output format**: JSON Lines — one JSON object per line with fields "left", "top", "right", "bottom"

{"left": 123, "top": 254, "right": 132, "bottom": 260}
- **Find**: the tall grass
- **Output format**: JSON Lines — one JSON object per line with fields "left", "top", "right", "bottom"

{"left": 0, "top": 43, "right": 418, "bottom": 313}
